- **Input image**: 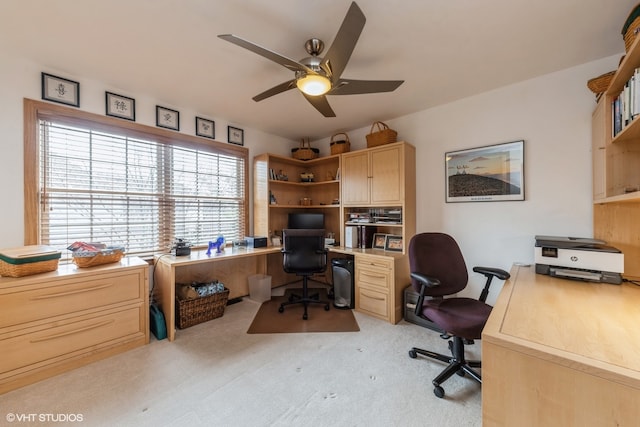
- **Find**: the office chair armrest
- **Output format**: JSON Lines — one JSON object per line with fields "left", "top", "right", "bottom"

{"left": 410, "top": 272, "right": 441, "bottom": 317}
{"left": 472, "top": 266, "right": 511, "bottom": 302}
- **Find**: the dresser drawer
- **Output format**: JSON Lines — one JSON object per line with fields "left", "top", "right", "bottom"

{"left": 356, "top": 254, "right": 393, "bottom": 270}
{"left": 0, "top": 271, "right": 143, "bottom": 328}
{"left": 0, "top": 306, "right": 144, "bottom": 377}
{"left": 357, "top": 287, "right": 389, "bottom": 318}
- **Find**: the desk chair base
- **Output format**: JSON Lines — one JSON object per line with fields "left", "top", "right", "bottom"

{"left": 409, "top": 336, "right": 481, "bottom": 398}
{"left": 278, "top": 278, "right": 330, "bottom": 320}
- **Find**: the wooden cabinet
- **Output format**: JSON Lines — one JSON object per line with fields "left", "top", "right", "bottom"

{"left": 592, "top": 37, "right": 640, "bottom": 280}
{"left": 253, "top": 153, "right": 341, "bottom": 242}
{"left": 0, "top": 257, "right": 149, "bottom": 394}
{"left": 341, "top": 141, "right": 416, "bottom": 254}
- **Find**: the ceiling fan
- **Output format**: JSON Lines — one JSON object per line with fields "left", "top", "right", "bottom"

{"left": 218, "top": 1, "right": 404, "bottom": 117}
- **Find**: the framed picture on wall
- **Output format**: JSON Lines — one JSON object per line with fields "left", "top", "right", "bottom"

{"left": 228, "top": 126, "right": 244, "bottom": 146}
{"left": 41, "top": 72, "right": 80, "bottom": 107}
{"left": 195, "top": 117, "right": 215, "bottom": 139}
{"left": 445, "top": 140, "right": 524, "bottom": 202}
{"left": 105, "top": 92, "right": 135, "bottom": 121}
{"left": 156, "top": 106, "right": 180, "bottom": 131}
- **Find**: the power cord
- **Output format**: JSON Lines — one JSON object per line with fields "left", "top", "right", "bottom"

{"left": 623, "top": 278, "right": 640, "bottom": 286}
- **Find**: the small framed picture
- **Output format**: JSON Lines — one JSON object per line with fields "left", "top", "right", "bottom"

{"left": 156, "top": 106, "right": 180, "bottom": 131}
{"left": 196, "top": 117, "right": 215, "bottom": 139}
{"left": 372, "top": 233, "right": 387, "bottom": 249}
{"left": 41, "top": 72, "right": 80, "bottom": 107}
{"left": 105, "top": 92, "right": 135, "bottom": 121}
{"left": 384, "top": 235, "right": 403, "bottom": 252}
{"left": 228, "top": 126, "right": 244, "bottom": 146}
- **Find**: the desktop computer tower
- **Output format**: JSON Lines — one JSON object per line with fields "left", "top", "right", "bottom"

{"left": 331, "top": 258, "right": 354, "bottom": 309}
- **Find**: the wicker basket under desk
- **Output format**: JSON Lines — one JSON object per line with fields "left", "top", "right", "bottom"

{"left": 175, "top": 288, "right": 230, "bottom": 329}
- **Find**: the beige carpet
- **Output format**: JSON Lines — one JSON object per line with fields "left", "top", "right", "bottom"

{"left": 247, "top": 289, "right": 360, "bottom": 333}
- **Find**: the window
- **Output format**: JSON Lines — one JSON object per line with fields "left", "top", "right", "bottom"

{"left": 24, "top": 100, "right": 248, "bottom": 258}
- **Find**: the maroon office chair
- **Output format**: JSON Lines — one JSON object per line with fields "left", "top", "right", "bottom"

{"left": 407, "top": 232, "right": 510, "bottom": 398}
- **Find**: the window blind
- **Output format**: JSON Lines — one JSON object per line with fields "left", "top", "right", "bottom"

{"left": 39, "top": 120, "right": 245, "bottom": 257}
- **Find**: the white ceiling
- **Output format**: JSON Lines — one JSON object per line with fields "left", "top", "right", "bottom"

{"left": 0, "top": 0, "right": 634, "bottom": 140}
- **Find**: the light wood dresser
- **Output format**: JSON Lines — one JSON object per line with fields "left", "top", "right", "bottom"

{"left": 0, "top": 257, "right": 149, "bottom": 394}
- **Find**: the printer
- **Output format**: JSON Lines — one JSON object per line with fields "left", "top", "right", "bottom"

{"left": 534, "top": 235, "right": 624, "bottom": 284}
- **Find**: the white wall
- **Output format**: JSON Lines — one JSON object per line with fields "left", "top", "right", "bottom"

{"left": 0, "top": 51, "right": 295, "bottom": 247}
{"left": 315, "top": 54, "right": 619, "bottom": 303}
{"left": 0, "top": 48, "right": 620, "bottom": 303}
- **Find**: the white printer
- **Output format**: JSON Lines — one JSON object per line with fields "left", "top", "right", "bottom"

{"left": 534, "top": 235, "right": 624, "bottom": 284}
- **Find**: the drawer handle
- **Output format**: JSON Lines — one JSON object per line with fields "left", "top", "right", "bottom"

{"left": 361, "top": 271, "right": 386, "bottom": 280}
{"left": 30, "top": 319, "right": 115, "bottom": 343}
{"left": 362, "top": 291, "right": 385, "bottom": 301}
{"left": 31, "top": 283, "right": 113, "bottom": 300}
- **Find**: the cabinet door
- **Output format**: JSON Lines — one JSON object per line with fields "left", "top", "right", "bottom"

{"left": 592, "top": 99, "right": 606, "bottom": 201}
{"left": 370, "top": 145, "right": 402, "bottom": 204}
{"left": 341, "top": 151, "right": 370, "bottom": 205}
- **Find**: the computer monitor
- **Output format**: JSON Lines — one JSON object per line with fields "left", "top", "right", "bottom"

{"left": 287, "top": 212, "right": 324, "bottom": 229}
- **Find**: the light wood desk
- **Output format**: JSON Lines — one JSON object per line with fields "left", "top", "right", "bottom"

{"left": 482, "top": 264, "right": 640, "bottom": 426}
{"left": 154, "top": 246, "right": 281, "bottom": 341}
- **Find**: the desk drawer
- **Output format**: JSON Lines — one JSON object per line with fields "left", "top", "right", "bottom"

{"left": 357, "top": 287, "right": 388, "bottom": 318}
{"left": 356, "top": 264, "right": 392, "bottom": 290}
{"left": 0, "top": 306, "right": 143, "bottom": 376}
{"left": 0, "top": 271, "right": 143, "bottom": 328}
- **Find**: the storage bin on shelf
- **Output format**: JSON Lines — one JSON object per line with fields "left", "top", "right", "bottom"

{"left": 68, "top": 242, "right": 125, "bottom": 268}
{"left": 330, "top": 132, "right": 351, "bottom": 154}
{"left": 0, "top": 245, "right": 61, "bottom": 277}
{"left": 175, "top": 281, "right": 229, "bottom": 329}
{"left": 366, "top": 121, "right": 397, "bottom": 148}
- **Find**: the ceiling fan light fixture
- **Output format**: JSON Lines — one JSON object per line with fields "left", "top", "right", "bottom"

{"left": 296, "top": 74, "right": 331, "bottom": 96}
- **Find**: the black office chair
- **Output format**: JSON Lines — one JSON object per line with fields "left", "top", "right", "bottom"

{"left": 407, "top": 232, "right": 510, "bottom": 398}
{"left": 278, "top": 228, "right": 330, "bottom": 320}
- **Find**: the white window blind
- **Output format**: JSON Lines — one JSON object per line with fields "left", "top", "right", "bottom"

{"left": 39, "top": 120, "right": 246, "bottom": 257}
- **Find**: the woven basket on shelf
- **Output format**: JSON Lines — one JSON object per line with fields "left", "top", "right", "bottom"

{"left": 72, "top": 249, "right": 125, "bottom": 268}
{"left": 587, "top": 70, "right": 616, "bottom": 95}
{"left": 291, "top": 139, "right": 319, "bottom": 161}
{"left": 366, "top": 121, "right": 397, "bottom": 148}
{"left": 330, "top": 132, "right": 351, "bottom": 155}
{"left": 175, "top": 288, "right": 229, "bottom": 329}
{"left": 623, "top": 4, "right": 640, "bottom": 52}
{"left": 0, "top": 258, "right": 59, "bottom": 278}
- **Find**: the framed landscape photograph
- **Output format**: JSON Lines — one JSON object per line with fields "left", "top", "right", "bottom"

{"left": 372, "top": 233, "right": 387, "bottom": 249}
{"left": 228, "top": 126, "right": 244, "bottom": 146}
{"left": 105, "top": 92, "right": 135, "bottom": 121}
{"left": 384, "top": 235, "right": 403, "bottom": 252}
{"left": 445, "top": 140, "right": 524, "bottom": 202}
{"left": 196, "top": 117, "right": 215, "bottom": 139}
{"left": 156, "top": 106, "right": 180, "bottom": 131}
{"left": 41, "top": 72, "right": 79, "bottom": 107}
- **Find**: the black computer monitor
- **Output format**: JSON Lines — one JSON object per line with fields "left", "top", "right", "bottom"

{"left": 287, "top": 212, "right": 325, "bottom": 229}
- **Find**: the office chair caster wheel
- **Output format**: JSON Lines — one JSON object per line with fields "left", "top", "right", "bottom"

{"left": 278, "top": 306, "right": 284, "bottom": 313}
{"left": 433, "top": 385, "right": 445, "bottom": 398}
{"left": 408, "top": 350, "right": 417, "bottom": 358}
{"left": 324, "top": 304, "right": 330, "bottom": 311}
{"left": 457, "top": 369, "right": 465, "bottom": 377}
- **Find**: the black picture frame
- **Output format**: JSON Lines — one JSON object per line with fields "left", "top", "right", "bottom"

{"left": 228, "top": 126, "right": 244, "bottom": 146}
{"left": 384, "top": 235, "right": 403, "bottom": 252}
{"left": 196, "top": 117, "right": 215, "bottom": 139}
{"left": 105, "top": 92, "right": 135, "bottom": 121}
{"left": 41, "top": 72, "right": 80, "bottom": 107}
{"left": 445, "top": 140, "right": 525, "bottom": 202}
{"left": 156, "top": 106, "right": 180, "bottom": 131}
{"left": 372, "top": 233, "right": 387, "bottom": 249}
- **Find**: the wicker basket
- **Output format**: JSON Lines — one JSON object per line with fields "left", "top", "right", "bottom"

{"left": 72, "top": 249, "right": 125, "bottom": 268}
{"left": 175, "top": 288, "right": 229, "bottom": 329}
{"left": 366, "top": 121, "right": 397, "bottom": 148}
{"left": 291, "top": 139, "right": 319, "bottom": 161}
{"left": 330, "top": 132, "right": 351, "bottom": 155}
{"left": 587, "top": 70, "right": 616, "bottom": 95}
{"left": 623, "top": 4, "right": 640, "bottom": 52}
{"left": 0, "top": 246, "right": 61, "bottom": 278}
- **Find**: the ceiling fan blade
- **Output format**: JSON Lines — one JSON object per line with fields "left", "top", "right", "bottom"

{"left": 329, "top": 78, "right": 404, "bottom": 95}
{"left": 302, "top": 93, "right": 336, "bottom": 117}
{"left": 218, "top": 34, "right": 314, "bottom": 74}
{"left": 253, "top": 80, "right": 297, "bottom": 102}
{"left": 320, "top": 2, "right": 366, "bottom": 80}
